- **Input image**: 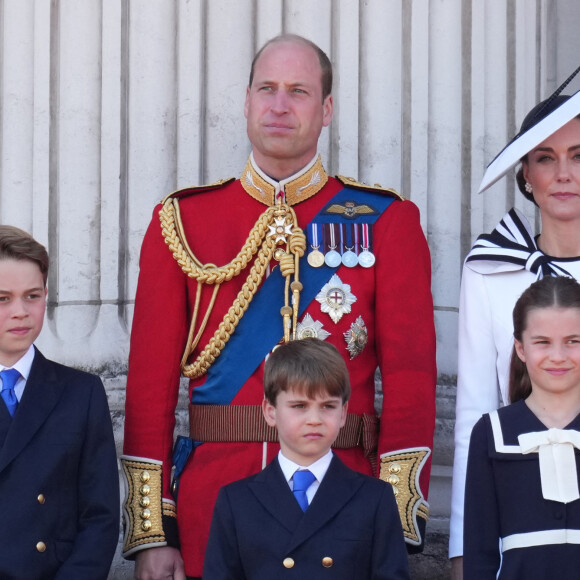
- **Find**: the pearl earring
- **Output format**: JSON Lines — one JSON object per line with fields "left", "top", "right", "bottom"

{"left": 525, "top": 182, "right": 533, "bottom": 194}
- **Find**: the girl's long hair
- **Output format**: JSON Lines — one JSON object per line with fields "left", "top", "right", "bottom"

{"left": 509, "top": 276, "right": 580, "bottom": 402}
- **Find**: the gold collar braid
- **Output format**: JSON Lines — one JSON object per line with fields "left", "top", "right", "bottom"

{"left": 159, "top": 197, "right": 306, "bottom": 379}
{"left": 241, "top": 155, "right": 328, "bottom": 206}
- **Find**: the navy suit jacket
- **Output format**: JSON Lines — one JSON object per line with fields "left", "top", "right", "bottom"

{"left": 0, "top": 348, "right": 119, "bottom": 580}
{"left": 203, "top": 454, "right": 409, "bottom": 579}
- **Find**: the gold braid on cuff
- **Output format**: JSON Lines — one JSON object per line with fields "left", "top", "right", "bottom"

{"left": 121, "top": 456, "right": 173, "bottom": 557}
{"left": 379, "top": 447, "right": 431, "bottom": 545}
{"left": 159, "top": 198, "right": 306, "bottom": 379}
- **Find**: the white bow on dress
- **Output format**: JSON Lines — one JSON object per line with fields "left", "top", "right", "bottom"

{"left": 519, "top": 428, "right": 580, "bottom": 503}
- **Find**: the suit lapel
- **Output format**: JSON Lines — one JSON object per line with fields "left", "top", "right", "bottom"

{"left": 285, "top": 455, "right": 365, "bottom": 553}
{"left": 0, "top": 349, "right": 64, "bottom": 474}
{"left": 0, "top": 402, "right": 12, "bottom": 447}
{"left": 248, "top": 458, "right": 305, "bottom": 533}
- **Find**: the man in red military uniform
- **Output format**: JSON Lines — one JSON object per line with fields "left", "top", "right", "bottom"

{"left": 122, "top": 34, "right": 436, "bottom": 580}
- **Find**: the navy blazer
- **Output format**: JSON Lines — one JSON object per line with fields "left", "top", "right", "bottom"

{"left": 0, "top": 348, "right": 119, "bottom": 580}
{"left": 203, "top": 454, "right": 409, "bottom": 579}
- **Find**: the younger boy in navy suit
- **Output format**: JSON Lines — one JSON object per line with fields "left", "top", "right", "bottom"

{"left": 203, "top": 338, "right": 409, "bottom": 579}
{"left": 0, "top": 225, "right": 119, "bottom": 579}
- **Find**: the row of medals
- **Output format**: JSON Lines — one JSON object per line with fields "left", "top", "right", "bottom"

{"left": 307, "top": 245, "right": 375, "bottom": 269}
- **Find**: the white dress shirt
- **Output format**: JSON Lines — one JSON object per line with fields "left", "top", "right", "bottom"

{"left": 0, "top": 344, "right": 35, "bottom": 402}
{"left": 277, "top": 449, "right": 333, "bottom": 506}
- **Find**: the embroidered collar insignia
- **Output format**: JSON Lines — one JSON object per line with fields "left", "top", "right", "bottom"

{"left": 241, "top": 155, "right": 328, "bottom": 206}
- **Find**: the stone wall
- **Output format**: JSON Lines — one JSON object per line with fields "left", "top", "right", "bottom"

{"left": 2, "top": 2, "right": 580, "bottom": 578}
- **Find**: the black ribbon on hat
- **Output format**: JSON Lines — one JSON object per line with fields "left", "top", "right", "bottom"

{"left": 523, "top": 64, "right": 580, "bottom": 132}
{"left": 486, "top": 64, "right": 580, "bottom": 168}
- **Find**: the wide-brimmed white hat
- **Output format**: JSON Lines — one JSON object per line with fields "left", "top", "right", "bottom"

{"left": 478, "top": 67, "right": 580, "bottom": 194}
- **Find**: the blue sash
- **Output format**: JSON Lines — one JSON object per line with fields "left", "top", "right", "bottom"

{"left": 192, "top": 187, "right": 395, "bottom": 405}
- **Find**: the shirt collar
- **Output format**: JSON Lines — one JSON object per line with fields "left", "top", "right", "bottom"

{"left": 240, "top": 153, "right": 328, "bottom": 206}
{"left": 277, "top": 449, "right": 333, "bottom": 485}
{"left": 0, "top": 344, "right": 35, "bottom": 380}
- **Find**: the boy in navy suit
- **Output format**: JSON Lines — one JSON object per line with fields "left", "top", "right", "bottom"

{"left": 203, "top": 338, "right": 409, "bottom": 579}
{"left": 0, "top": 225, "right": 119, "bottom": 579}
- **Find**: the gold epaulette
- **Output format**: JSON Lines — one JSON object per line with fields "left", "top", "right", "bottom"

{"left": 160, "top": 178, "right": 236, "bottom": 204}
{"left": 379, "top": 447, "right": 431, "bottom": 546}
{"left": 120, "top": 455, "right": 175, "bottom": 557}
{"left": 336, "top": 175, "right": 405, "bottom": 201}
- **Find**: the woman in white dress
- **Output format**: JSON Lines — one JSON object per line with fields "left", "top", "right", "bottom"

{"left": 450, "top": 72, "right": 580, "bottom": 578}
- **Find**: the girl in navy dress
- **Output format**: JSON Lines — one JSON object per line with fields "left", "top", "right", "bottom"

{"left": 464, "top": 276, "right": 580, "bottom": 579}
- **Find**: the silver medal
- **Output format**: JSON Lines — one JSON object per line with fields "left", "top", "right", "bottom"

{"left": 325, "top": 249, "right": 342, "bottom": 268}
{"left": 341, "top": 250, "right": 358, "bottom": 268}
{"left": 324, "top": 223, "right": 341, "bottom": 268}
{"left": 358, "top": 250, "right": 375, "bottom": 268}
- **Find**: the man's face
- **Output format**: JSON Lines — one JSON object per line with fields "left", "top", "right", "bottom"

{"left": 245, "top": 40, "right": 333, "bottom": 179}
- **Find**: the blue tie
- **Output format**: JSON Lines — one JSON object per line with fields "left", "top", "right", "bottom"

{"left": 293, "top": 470, "right": 316, "bottom": 511}
{"left": 1, "top": 368, "right": 20, "bottom": 417}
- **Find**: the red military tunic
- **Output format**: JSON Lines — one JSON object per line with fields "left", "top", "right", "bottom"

{"left": 122, "top": 155, "right": 436, "bottom": 577}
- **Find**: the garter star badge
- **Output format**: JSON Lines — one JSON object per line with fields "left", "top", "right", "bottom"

{"left": 296, "top": 314, "right": 330, "bottom": 341}
{"left": 316, "top": 274, "right": 357, "bottom": 324}
{"left": 344, "top": 316, "right": 368, "bottom": 359}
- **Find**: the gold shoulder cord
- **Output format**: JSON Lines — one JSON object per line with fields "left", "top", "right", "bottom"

{"left": 159, "top": 197, "right": 306, "bottom": 378}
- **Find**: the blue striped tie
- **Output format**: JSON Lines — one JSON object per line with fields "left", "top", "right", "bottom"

{"left": 293, "top": 470, "right": 316, "bottom": 511}
{"left": 1, "top": 368, "right": 20, "bottom": 417}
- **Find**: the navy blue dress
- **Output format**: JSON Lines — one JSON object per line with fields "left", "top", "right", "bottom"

{"left": 464, "top": 400, "right": 580, "bottom": 579}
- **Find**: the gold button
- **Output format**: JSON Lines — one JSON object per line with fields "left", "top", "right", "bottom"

{"left": 140, "top": 496, "right": 150, "bottom": 508}
{"left": 283, "top": 557, "right": 295, "bottom": 569}
{"left": 392, "top": 486, "right": 399, "bottom": 496}
{"left": 140, "top": 484, "right": 151, "bottom": 496}
{"left": 389, "top": 462, "right": 401, "bottom": 474}
{"left": 36, "top": 541, "right": 46, "bottom": 553}
{"left": 141, "top": 470, "right": 151, "bottom": 483}
{"left": 141, "top": 520, "right": 152, "bottom": 532}
{"left": 387, "top": 474, "right": 400, "bottom": 485}
{"left": 37, "top": 494, "right": 46, "bottom": 504}
{"left": 141, "top": 508, "right": 151, "bottom": 520}
{"left": 322, "top": 557, "right": 333, "bottom": 568}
